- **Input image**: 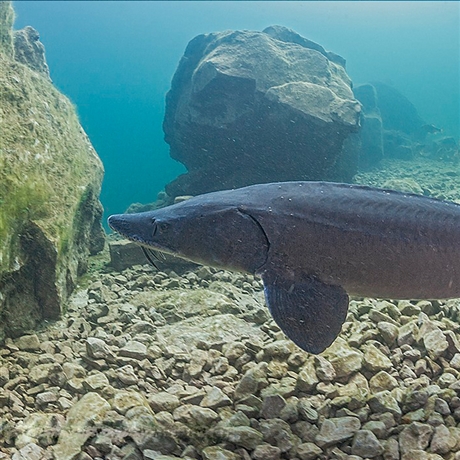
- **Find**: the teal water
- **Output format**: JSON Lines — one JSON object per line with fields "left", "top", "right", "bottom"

{"left": 13, "top": 1, "right": 459, "bottom": 224}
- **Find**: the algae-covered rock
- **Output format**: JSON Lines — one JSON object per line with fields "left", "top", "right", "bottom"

{"left": 0, "top": 1, "right": 105, "bottom": 340}
{"left": 0, "top": 1, "right": 14, "bottom": 57}
{"left": 13, "top": 25, "right": 50, "bottom": 80}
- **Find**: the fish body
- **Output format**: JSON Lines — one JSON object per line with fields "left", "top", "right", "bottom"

{"left": 108, "top": 181, "right": 460, "bottom": 353}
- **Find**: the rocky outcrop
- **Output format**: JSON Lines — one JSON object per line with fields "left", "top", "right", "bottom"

{"left": 0, "top": 1, "right": 105, "bottom": 340}
{"left": 364, "top": 82, "right": 426, "bottom": 162}
{"left": 163, "top": 25, "right": 361, "bottom": 198}
{"left": 354, "top": 82, "right": 454, "bottom": 167}
{"left": 370, "top": 81, "right": 424, "bottom": 137}
{"left": 13, "top": 26, "right": 50, "bottom": 80}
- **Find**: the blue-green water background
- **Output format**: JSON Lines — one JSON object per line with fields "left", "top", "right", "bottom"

{"left": 13, "top": 1, "right": 459, "bottom": 225}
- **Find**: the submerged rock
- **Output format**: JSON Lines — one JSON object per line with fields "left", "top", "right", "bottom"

{"left": 398, "top": 422, "right": 433, "bottom": 455}
{"left": 315, "top": 416, "right": 361, "bottom": 447}
{"left": 53, "top": 392, "right": 110, "bottom": 460}
{"left": 163, "top": 25, "right": 360, "bottom": 198}
{"left": 0, "top": 1, "right": 104, "bottom": 341}
{"left": 370, "top": 81, "right": 425, "bottom": 137}
{"left": 351, "top": 429, "right": 384, "bottom": 457}
{"left": 201, "top": 446, "right": 240, "bottom": 460}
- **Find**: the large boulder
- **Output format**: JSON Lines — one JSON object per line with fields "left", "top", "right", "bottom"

{"left": 369, "top": 81, "right": 425, "bottom": 161}
{"left": 13, "top": 25, "right": 50, "bottom": 80}
{"left": 0, "top": 2, "right": 105, "bottom": 340}
{"left": 354, "top": 82, "right": 430, "bottom": 165}
{"left": 163, "top": 25, "right": 361, "bottom": 197}
{"left": 370, "top": 81, "right": 425, "bottom": 137}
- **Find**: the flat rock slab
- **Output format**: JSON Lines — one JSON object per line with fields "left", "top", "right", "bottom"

{"left": 156, "top": 313, "right": 268, "bottom": 352}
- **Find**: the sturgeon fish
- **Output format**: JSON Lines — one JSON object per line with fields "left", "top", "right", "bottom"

{"left": 108, "top": 181, "right": 460, "bottom": 354}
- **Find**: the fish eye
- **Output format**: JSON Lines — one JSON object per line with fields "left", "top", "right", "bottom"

{"left": 158, "top": 222, "right": 170, "bottom": 233}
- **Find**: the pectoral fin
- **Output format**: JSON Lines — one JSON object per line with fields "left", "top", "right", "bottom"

{"left": 262, "top": 272, "right": 349, "bottom": 354}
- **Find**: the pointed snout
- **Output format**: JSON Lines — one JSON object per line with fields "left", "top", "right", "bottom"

{"left": 108, "top": 212, "right": 155, "bottom": 245}
{"left": 108, "top": 213, "right": 130, "bottom": 234}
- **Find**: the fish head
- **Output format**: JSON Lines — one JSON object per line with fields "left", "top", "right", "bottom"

{"left": 108, "top": 196, "right": 269, "bottom": 274}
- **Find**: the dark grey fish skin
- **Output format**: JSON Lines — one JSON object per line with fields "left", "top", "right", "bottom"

{"left": 108, "top": 181, "right": 460, "bottom": 354}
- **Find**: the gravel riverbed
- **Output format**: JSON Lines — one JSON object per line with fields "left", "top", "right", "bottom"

{"left": 1, "top": 260, "right": 460, "bottom": 460}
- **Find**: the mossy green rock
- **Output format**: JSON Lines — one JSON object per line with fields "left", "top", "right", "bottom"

{"left": 0, "top": 1, "right": 14, "bottom": 57}
{"left": 0, "top": 1, "right": 104, "bottom": 340}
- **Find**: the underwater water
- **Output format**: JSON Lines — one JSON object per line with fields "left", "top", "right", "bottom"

{"left": 4, "top": 3, "right": 460, "bottom": 458}
{"left": 13, "top": 1, "right": 459, "bottom": 222}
